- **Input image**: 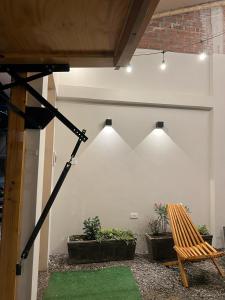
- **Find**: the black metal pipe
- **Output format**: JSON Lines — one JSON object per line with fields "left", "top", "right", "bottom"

{"left": 20, "top": 134, "right": 84, "bottom": 260}
{"left": 21, "top": 162, "right": 71, "bottom": 259}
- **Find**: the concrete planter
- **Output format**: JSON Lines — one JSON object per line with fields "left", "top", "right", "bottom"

{"left": 145, "top": 233, "right": 213, "bottom": 262}
{"left": 67, "top": 235, "right": 136, "bottom": 264}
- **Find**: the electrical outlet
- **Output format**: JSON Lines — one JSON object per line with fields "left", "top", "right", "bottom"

{"left": 130, "top": 212, "right": 138, "bottom": 219}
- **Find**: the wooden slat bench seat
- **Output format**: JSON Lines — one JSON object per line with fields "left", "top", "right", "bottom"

{"left": 167, "top": 203, "right": 225, "bottom": 287}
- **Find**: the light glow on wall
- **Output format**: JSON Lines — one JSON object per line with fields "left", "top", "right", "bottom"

{"left": 152, "top": 128, "right": 164, "bottom": 136}
{"left": 102, "top": 125, "right": 114, "bottom": 134}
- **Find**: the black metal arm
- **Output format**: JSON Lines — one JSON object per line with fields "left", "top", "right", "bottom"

{"left": 19, "top": 131, "right": 85, "bottom": 258}
{"left": 16, "top": 131, "right": 86, "bottom": 275}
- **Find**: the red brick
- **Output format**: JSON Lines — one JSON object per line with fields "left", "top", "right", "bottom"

{"left": 140, "top": 7, "right": 218, "bottom": 54}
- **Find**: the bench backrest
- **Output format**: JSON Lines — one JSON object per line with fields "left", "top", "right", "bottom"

{"left": 167, "top": 203, "right": 204, "bottom": 247}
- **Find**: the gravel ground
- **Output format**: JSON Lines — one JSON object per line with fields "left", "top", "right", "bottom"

{"left": 38, "top": 255, "right": 225, "bottom": 300}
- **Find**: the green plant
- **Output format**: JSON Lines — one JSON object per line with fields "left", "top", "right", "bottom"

{"left": 152, "top": 203, "right": 190, "bottom": 233}
{"left": 83, "top": 216, "right": 101, "bottom": 240}
{"left": 96, "top": 228, "right": 136, "bottom": 244}
{"left": 154, "top": 203, "right": 168, "bottom": 233}
{"left": 197, "top": 224, "right": 209, "bottom": 235}
{"left": 149, "top": 218, "right": 160, "bottom": 235}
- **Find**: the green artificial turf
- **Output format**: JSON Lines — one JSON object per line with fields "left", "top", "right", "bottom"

{"left": 43, "top": 266, "right": 141, "bottom": 300}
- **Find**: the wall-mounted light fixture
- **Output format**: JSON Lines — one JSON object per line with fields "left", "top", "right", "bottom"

{"left": 105, "top": 118, "right": 112, "bottom": 126}
{"left": 155, "top": 121, "right": 164, "bottom": 129}
{"left": 104, "top": 118, "right": 113, "bottom": 133}
{"left": 154, "top": 121, "right": 164, "bottom": 136}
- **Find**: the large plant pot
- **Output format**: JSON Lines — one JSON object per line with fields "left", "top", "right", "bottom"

{"left": 67, "top": 235, "right": 136, "bottom": 264}
{"left": 145, "top": 233, "right": 213, "bottom": 262}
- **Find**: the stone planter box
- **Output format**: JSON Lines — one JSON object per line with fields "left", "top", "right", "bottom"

{"left": 67, "top": 235, "right": 136, "bottom": 264}
{"left": 145, "top": 233, "right": 213, "bottom": 262}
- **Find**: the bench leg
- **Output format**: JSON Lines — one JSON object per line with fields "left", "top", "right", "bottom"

{"left": 211, "top": 257, "right": 225, "bottom": 277}
{"left": 178, "top": 256, "right": 189, "bottom": 288}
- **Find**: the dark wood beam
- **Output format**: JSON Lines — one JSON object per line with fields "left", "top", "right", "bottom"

{"left": 114, "top": 0, "right": 160, "bottom": 67}
{"left": 0, "top": 51, "right": 114, "bottom": 67}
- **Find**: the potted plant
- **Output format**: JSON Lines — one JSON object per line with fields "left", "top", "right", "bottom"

{"left": 67, "top": 216, "right": 136, "bottom": 264}
{"left": 145, "top": 203, "right": 213, "bottom": 262}
{"left": 197, "top": 224, "right": 213, "bottom": 244}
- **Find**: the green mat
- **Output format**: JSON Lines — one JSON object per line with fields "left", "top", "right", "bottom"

{"left": 43, "top": 266, "right": 141, "bottom": 300}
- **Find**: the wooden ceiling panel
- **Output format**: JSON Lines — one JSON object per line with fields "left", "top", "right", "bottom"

{"left": 0, "top": 0, "right": 159, "bottom": 67}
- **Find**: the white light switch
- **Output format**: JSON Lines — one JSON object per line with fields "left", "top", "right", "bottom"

{"left": 130, "top": 212, "right": 138, "bottom": 219}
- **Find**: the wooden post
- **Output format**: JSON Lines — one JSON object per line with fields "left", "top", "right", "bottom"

{"left": 0, "top": 76, "right": 27, "bottom": 300}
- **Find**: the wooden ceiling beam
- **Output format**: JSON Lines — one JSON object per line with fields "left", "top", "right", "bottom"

{"left": 0, "top": 51, "right": 114, "bottom": 67}
{"left": 0, "top": 0, "right": 159, "bottom": 67}
{"left": 114, "top": 0, "right": 160, "bottom": 68}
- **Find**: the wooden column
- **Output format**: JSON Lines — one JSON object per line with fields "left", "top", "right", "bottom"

{"left": 0, "top": 76, "right": 27, "bottom": 300}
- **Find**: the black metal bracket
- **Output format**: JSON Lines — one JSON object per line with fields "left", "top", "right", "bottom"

{"left": 25, "top": 107, "right": 55, "bottom": 129}
{"left": 0, "top": 64, "right": 88, "bottom": 142}
{"left": 0, "top": 64, "right": 88, "bottom": 275}
{"left": 0, "top": 95, "right": 54, "bottom": 129}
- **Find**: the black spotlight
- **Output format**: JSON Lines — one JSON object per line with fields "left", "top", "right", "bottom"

{"left": 105, "top": 118, "right": 112, "bottom": 126}
{"left": 156, "top": 121, "right": 164, "bottom": 128}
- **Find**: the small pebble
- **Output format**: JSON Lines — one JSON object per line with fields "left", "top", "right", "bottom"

{"left": 38, "top": 254, "right": 225, "bottom": 300}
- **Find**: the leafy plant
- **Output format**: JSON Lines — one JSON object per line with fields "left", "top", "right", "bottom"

{"left": 154, "top": 203, "right": 168, "bottom": 233}
{"left": 96, "top": 228, "right": 136, "bottom": 244}
{"left": 197, "top": 224, "right": 209, "bottom": 235}
{"left": 152, "top": 203, "right": 190, "bottom": 234}
{"left": 149, "top": 218, "right": 161, "bottom": 235}
{"left": 83, "top": 216, "right": 101, "bottom": 240}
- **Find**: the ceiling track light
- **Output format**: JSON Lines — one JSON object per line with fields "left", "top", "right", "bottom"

{"left": 160, "top": 51, "right": 167, "bottom": 70}
{"left": 105, "top": 118, "right": 112, "bottom": 126}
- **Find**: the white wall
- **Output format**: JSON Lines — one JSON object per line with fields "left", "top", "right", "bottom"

{"left": 58, "top": 50, "right": 211, "bottom": 97}
{"left": 51, "top": 101, "right": 210, "bottom": 254}
{"left": 211, "top": 55, "right": 225, "bottom": 246}
{"left": 50, "top": 50, "right": 225, "bottom": 254}
{"left": 57, "top": 50, "right": 213, "bottom": 110}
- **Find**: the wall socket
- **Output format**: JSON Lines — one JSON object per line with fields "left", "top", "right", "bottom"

{"left": 130, "top": 212, "right": 138, "bottom": 219}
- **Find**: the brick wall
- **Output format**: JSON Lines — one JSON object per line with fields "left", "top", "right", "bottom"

{"left": 139, "top": 7, "right": 225, "bottom": 54}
